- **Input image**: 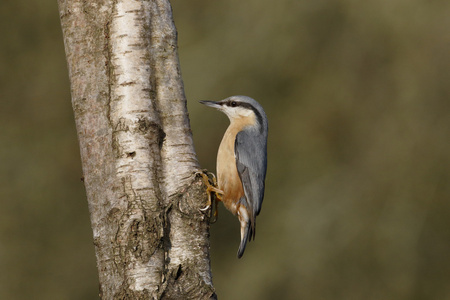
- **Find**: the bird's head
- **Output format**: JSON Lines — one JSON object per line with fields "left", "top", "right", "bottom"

{"left": 200, "top": 96, "right": 267, "bottom": 131}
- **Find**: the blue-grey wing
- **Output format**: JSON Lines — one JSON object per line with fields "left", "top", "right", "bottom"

{"left": 235, "top": 128, "right": 267, "bottom": 236}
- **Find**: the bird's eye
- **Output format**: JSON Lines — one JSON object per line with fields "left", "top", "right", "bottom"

{"left": 230, "top": 101, "right": 237, "bottom": 107}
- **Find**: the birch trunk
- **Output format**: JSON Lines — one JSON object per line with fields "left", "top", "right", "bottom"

{"left": 58, "top": 0, "right": 216, "bottom": 298}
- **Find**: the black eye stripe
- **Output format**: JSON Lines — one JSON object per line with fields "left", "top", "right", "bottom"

{"left": 220, "top": 100, "right": 264, "bottom": 131}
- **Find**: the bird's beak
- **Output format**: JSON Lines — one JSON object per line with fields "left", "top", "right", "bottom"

{"left": 199, "top": 100, "right": 222, "bottom": 110}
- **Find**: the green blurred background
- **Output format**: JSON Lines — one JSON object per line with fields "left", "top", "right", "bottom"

{"left": 1, "top": 0, "right": 449, "bottom": 299}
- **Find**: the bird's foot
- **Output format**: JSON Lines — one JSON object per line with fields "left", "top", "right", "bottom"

{"left": 196, "top": 170, "right": 223, "bottom": 223}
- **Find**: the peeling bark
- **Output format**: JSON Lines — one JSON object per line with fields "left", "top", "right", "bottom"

{"left": 58, "top": 0, "right": 216, "bottom": 298}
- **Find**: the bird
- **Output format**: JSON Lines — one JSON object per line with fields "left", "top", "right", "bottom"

{"left": 199, "top": 95, "right": 268, "bottom": 258}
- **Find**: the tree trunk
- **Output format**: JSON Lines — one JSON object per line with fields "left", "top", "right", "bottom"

{"left": 58, "top": 0, "right": 216, "bottom": 298}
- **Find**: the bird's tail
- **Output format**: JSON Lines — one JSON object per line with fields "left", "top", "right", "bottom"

{"left": 237, "top": 207, "right": 254, "bottom": 258}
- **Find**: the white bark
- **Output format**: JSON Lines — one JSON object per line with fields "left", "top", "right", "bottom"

{"left": 58, "top": 0, "right": 216, "bottom": 298}
{"left": 109, "top": 0, "right": 165, "bottom": 292}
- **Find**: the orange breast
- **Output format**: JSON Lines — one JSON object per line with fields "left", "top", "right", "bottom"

{"left": 217, "top": 127, "right": 243, "bottom": 215}
{"left": 216, "top": 116, "right": 255, "bottom": 215}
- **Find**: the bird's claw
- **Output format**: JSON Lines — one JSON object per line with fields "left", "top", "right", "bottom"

{"left": 199, "top": 202, "right": 210, "bottom": 211}
{"left": 196, "top": 170, "right": 223, "bottom": 222}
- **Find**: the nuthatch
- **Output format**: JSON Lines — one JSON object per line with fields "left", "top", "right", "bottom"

{"left": 200, "top": 95, "right": 268, "bottom": 258}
